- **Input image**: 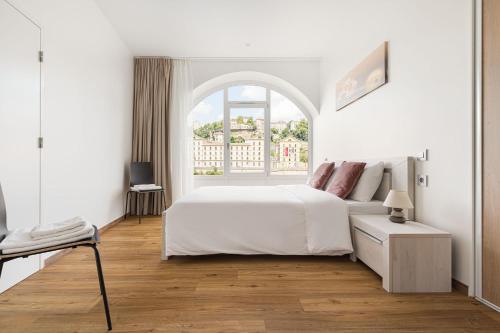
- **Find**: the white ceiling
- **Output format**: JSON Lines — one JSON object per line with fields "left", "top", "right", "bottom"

{"left": 94, "top": 0, "right": 380, "bottom": 58}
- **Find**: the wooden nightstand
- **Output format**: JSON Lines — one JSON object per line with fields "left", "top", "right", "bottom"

{"left": 350, "top": 215, "right": 452, "bottom": 293}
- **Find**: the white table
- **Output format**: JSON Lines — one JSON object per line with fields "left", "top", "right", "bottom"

{"left": 350, "top": 215, "right": 452, "bottom": 293}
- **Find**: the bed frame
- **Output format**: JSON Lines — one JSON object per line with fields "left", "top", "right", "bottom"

{"left": 161, "top": 156, "right": 415, "bottom": 260}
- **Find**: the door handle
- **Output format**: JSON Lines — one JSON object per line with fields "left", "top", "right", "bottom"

{"left": 354, "top": 227, "right": 383, "bottom": 245}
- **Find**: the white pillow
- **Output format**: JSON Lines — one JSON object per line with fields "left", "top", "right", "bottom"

{"left": 348, "top": 161, "right": 384, "bottom": 202}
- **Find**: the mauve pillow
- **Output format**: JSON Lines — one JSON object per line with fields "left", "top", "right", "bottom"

{"left": 324, "top": 160, "right": 342, "bottom": 189}
{"left": 325, "top": 161, "right": 366, "bottom": 199}
{"left": 308, "top": 162, "right": 335, "bottom": 189}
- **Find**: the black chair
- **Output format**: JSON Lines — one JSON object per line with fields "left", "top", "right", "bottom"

{"left": 124, "top": 162, "right": 167, "bottom": 223}
{"left": 0, "top": 183, "right": 112, "bottom": 331}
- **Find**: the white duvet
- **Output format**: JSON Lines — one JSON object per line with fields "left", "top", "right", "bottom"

{"left": 162, "top": 185, "right": 353, "bottom": 258}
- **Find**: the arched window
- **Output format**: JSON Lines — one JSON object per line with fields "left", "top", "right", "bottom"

{"left": 191, "top": 84, "right": 311, "bottom": 177}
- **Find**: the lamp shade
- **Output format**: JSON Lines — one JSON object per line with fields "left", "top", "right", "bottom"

{"left": 383, "top": 190, "right": 414, "bottom": 209}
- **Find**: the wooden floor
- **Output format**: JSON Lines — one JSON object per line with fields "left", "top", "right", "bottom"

{"left": 0, "top": 217, "right": 499, "bottom": 333}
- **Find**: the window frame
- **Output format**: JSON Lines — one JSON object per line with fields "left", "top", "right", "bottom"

{"left": 193, "top": 81, "right": 313, "bottom": 179}
{"left": 226, "top": 101, "right": 268, "bottom": 175}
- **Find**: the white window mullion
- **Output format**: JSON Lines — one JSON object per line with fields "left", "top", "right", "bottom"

{"left": 308, "top": 120, "right": 313, "bottom": 176}
{"left": 264, "top": 88, "right": 271, "bottom": 176}
{"left": 223, "top": 88, "right": 230, "bottom": 176}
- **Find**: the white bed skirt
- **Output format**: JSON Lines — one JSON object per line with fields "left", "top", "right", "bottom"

{"left": 162, "top": 185, "right": 353, "bottom": 259}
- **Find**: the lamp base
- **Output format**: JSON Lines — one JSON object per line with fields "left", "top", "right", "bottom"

{"left": 389, "top": 208, "right": 406, "bottom": 224}
{"left": 389, "top": 215, "right": 406, "bottom": 223}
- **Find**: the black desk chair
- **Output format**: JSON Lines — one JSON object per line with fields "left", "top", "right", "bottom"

{"left": 0, "top": 183, "right": 112, "bottom": 331}
{"left": 124, "top": 162, "right": 167, "bottom": 223}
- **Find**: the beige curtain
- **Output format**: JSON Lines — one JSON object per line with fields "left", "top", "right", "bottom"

{"left": 131, "top": 57, "right": 172, "bottom": 215}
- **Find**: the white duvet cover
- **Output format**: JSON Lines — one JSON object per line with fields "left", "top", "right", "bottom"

{"left": 162, "top": 185, "right": 353, "bottom": 258}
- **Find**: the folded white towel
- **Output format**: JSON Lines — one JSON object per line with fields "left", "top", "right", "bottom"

{"left": 1, "top": 227, "right": 95, "bottom": 254}
{"left": 31, "top": 223, "right": 92, "bottom": 242}
{"left": 30, "top": 216, "right": 87, "bottom": 239}
{"left": 131, "top": 184, "right": 162, "bottom": 191}
{"left": 32, "top": 226, "right": 84, "bottom": 241}
{"left": 0, "top": 221, "right": 94, "bottom": 251}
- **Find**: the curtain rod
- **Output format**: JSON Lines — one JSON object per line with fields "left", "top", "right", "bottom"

{"left": 134, "top": 56, "right": 171, "bottom": 59}
{"left": 134, "top": 56, "right": 320, "bottom": 62}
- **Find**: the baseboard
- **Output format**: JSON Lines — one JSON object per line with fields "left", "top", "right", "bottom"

{"left": 98, "top": 215, "right": 126, "bottom": 234}
{"left": 452, "top": 278, "right": 469, "bottom": 296}
{"left": 43, "top": 215, "right": 125, "bottom": 267}
{"left": 476, "top": 296, "right": 500, "bottom": 312}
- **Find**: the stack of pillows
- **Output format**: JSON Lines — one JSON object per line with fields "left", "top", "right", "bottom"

{"left": 308, "top": 161, "right": 385, "bottom": 202}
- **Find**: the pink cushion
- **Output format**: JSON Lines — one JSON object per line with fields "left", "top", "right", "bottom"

{"left": 325, "top": 161, "right": 366, "bottom": 199}
{"left": 308, "top": 162, "right": 335, "bottom": 189}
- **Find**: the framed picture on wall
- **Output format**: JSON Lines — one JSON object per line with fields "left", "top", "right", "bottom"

{"left": 336, "top": 41, "right": 388, "bottom": 111}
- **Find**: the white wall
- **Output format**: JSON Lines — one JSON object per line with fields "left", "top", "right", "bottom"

{"left": 191, "top": 59, "right": 320, "bottom": 110}
{"left": 315, "top": 0, "right": 474, "bottom": 286}
{"left": 11, "top": 0, "right": 133, "bottom": 234}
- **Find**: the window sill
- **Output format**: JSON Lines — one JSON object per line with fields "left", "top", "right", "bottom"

{"left": 193, "top": 174, "right": 309, "bottom": 180}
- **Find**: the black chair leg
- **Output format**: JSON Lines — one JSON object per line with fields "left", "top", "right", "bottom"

{"left": 159, "top": 191, "right": 162, "bottom": 212}
{"left": 0, "top": 261, "right": 4, "bottom": 279}
{"left": 138, "top": 192, "right": 142, "bottom": 224}
{"left": 161, "top": 190, "right": 167, "bottom": 212}
{"left": 92, "top": 245, "right": 112, "bottom": 331}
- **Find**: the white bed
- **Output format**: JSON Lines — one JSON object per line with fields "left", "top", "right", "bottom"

{"left": 162, "top": 185, "right": 353, "bottom": 259}
{"left": 161, "top": 156, "right": 414, "bottom": 260}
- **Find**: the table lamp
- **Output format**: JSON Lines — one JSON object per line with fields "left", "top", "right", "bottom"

{"left": 383, "top": 190, "right": 414, "bottom": 223}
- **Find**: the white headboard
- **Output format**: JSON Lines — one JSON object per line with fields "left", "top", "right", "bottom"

{"left": 331, "top": 156, "right": 415, "bottom": 219}
{"left": 370, "top": 156, "right": 415, "bottom": 219}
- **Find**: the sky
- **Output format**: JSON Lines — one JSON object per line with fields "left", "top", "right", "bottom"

{"left": 230, "top": 108, "right": 264, "bottom": 119}
{"left": 191, "top": 85, "right": 306, "bottom": 125}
